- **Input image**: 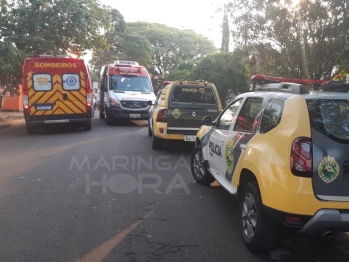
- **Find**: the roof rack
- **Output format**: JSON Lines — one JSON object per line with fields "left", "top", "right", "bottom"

{"left": 320, "top": 81, "right": 349, "bottom": 93}
{"left": 255, "top": 82, "right": 310, "bottom": 94}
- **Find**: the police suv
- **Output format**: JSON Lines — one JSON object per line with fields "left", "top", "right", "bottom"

{"left": 191, "top": 82, "right": 349, "bottom": 252}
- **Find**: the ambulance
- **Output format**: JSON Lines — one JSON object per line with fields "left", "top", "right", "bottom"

{"left": 22, "top": 54, "right": 94, "bottom": 134}
{"left": 98, "top": 60, "right": 156, "bottom": 125}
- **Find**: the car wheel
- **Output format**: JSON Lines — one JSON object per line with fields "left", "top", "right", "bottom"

{"left": 106, "top": 108, "right": 113, "bottom": 125}
{"left": 152, "top": 131, "right": 162, "bottom": 150}
{"left": 26, "top": 123, "right": 35, "bottom": 134}
{"left": 148, "top": 119, "right": 152, "bottom": 137}
{"left": 191, "top": 146, "right": 215, "bottom": 185}
{"left": 239, "top": 181, "right": 277, "bottom": 252}
{"left": 99, "top": 110, "right": 105, "bottom": 119}
{"left": 83, "top": 119, "right": 92, "bottom": 131}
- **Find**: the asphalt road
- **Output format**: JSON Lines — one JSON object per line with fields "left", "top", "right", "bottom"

{"left": 0, "top": 113, "right": 348, "bottom": 262}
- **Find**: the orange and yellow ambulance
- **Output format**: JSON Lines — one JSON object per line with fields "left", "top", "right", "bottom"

{"left": 22, "top": 54, "right": 94, "bottom": 134}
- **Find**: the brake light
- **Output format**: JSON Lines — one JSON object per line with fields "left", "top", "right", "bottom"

{"left": 156, "top": 109, "right": 167, "bottom": 122}
{"left": 290, "top": 137, "right": 312, "bottom": 177}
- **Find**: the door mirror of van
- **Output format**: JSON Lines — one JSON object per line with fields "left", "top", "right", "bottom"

{"left": 202, "top": 115, "right": 213, "bottom": 126}
{"left": 147, "top": 100, "right": 153, "bottom": 106}
{"left": 100, "top": 83, "right": 107, "bottom": 92}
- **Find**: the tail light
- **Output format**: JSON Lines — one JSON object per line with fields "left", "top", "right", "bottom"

{"left": 290, "top": 137, "right": 312, "bottom": 177}
{"left": 86, "top": 93, "right": 92, "bottom": 107}
{"left": 23, "top": 95, "right": 29, "bottom": 109}
{"left": 156, "top": 109, "right": 167, "bottom": 122}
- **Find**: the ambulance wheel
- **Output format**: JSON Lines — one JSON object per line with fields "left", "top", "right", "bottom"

{"left": 99, "top": 110, "right": 105, "bottom": 119}
{"left": 26, "top": 124, "right": 35, "bottom": 134}
{"left": 83, "top": 119, "right": 92, "bottom": 131}
{"left": 106, "top": 108, "right": 113, "bottom": 125}
{"left": 191, "top": 146, "right": 215, "bottom": 185}
{"left": 148, "top": 120, "right": 152, "bottom": 137}
{"left": 239, "top": 181, "right": 277, "bottom": 252}
{"left": 152, "top": 132, "right": 162, "bottom": 150}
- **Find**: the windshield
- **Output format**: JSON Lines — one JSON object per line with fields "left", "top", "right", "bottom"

{"left": 170, "top": 86, "right": 217, "bottom": 104}
{"left": 109, "top": 75, "right": 153, "bottom": 92}
{"left": 307, "top": 99, "right": 349, "bottom": 143}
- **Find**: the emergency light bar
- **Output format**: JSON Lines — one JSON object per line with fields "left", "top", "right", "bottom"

{"left": 320, "top": 81, "right": 349, "bottom": 93}
{"left": 114, "top": 60, "right": 139, "bottom": 66}
{"left": 33, "top": 54, "right": 76, "bottom": 58}
{"left": 256, "top": 82, "right": 310, "bottom": 94}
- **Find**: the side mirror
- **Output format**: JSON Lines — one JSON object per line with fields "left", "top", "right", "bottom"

{"left": 202, "top": 115, "right": 213, "bottom": 126}
{"left": 100, "top": 83, "right": 107, "bottom": 92}
{"left": 147, "top": 100, "right": 153, "bottom": 106}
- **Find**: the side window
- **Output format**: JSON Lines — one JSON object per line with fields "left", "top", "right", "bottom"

{"left": 62, "top": 74, "right": 80, "bottom": 90}
{"left": 234, "top": 97, "right": 263, "bottom": 133}
{"left": 33, "top": 74, "right": 52, "bottom": 91}
{"left": 260, "top": 99, "right": 284, "bottom": 134}
{"left": 216, "top": 99, "right": 242, "bottom": 130}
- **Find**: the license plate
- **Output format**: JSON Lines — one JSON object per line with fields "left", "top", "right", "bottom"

{"left": 36, "top": 105, "right": 52, "bottom": 110}
{"left": 130, "top": 114, "right": 141, "bottom": 118}
{"left": 184, "top": 135, "right": 196, "bottom": 141}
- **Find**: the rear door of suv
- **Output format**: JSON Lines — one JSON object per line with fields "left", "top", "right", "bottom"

{"left": 167, "top": 84, "right": 220, "bottom": 140}
{"left": 307, "top": 96, "right": 349, "bottom": 201}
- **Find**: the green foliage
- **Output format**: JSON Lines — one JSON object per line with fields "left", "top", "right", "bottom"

{"left": 0, "top": 0, "right": 111, "bottom": 91}
{"left": 191, "top": 52, "right": 249, "bottom": 105}
{"left": 227, "top": 0, "right": 349, "bottom": 79}
{"left": 125, "top": 22, "right": 217, "bottom": 74}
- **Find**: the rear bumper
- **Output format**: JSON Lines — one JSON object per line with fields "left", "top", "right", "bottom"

{"left": 263, "top": 206, "right": 349, "bottom": 234}
{"left": 25, "top": 113, "right": 91, "bottom": 125}
{"left": 109, "top": 107, "right": 149, "bottom": 120}
{"left": 298, "top": 209, "right": 349, "bottom": 234}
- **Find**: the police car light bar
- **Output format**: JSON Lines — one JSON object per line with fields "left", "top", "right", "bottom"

{"left": 114, "top": 60, "right": 139, "bottom": 66}
{"left": 256, "top": 82, "right": 310, "bottom": 94}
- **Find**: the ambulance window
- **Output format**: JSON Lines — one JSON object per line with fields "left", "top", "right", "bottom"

{"left": 33, "top": 74, "right": 52, "bottom": 91}
{"left": 63, "top": 74, "right": 80, "bottom": 90}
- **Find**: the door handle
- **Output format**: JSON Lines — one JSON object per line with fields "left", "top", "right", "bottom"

{"left": 63, "top": 93, "right": 68, "bottom": 100}
{"left": 240, "top": 144, "right": 246, "bottom": 151}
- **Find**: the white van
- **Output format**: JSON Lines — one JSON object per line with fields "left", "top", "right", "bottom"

{"left": 98, "top": 60, "right": 156, "bottom": 125}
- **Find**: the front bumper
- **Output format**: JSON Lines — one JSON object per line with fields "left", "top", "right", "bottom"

{"left": 109, "top": 107, "right": 149, "bottom": 120}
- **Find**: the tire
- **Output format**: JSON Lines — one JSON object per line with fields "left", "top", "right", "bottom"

{"left": 191, "top": 146, "right": 215, "bottom": 185}
{"left": 99, "top": 110, "right": 105, "bottom": 119}
{"left": 83, "top": 119, "right": 92, "bottom": 131}
{"left": 148, "top": 120, "right": 152, "bottom": 137}
{"left": 26, "top": 123, "right": 35, "bottom": 134}
{"left": 152, "top": 131, "right": 162, "bottom": 150}
{"left": 239, "top": 181, "right": 278, "bottom": 252}
{"left": 106, "top": 108, "right": 113, "bottom": 126}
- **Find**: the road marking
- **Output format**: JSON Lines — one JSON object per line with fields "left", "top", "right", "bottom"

{"left": 77, "top": 210, "right": 153, "bottom": 262}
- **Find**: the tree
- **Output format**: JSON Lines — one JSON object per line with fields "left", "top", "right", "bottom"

{"left": 226, "top": 0, "right": 349, "bottom": 80}
{"left": 166, "top": 61, "right": 195, "bottom": 81}
{"left": 126, "top": 22, "right": 217, "bottom": 74}
{"left": 221, "top": 4, "right": 230, "bottom": 52}
{"left": 0, "top": 0, "right": 111, "bottom": 109}
{"left": 191, "top": 52, "right": 249, "bottom": 105}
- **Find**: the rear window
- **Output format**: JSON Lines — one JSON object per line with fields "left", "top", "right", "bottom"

{"left": 307, "top": 99, "right": 349, "bottom": 142}
{"left": 170, "top": 86, "right": 217, "bottom": 104}
{"left": 33, "top": 74, "right": 52, "bottom": 91}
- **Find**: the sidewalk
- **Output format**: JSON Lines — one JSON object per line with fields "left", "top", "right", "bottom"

{"left": 0, "top": 111, "right": 24, "bottom": 130}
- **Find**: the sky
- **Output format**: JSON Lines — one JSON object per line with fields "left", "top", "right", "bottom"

{"left": 100, "top": 0, "right": 229, "bottom": 48}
